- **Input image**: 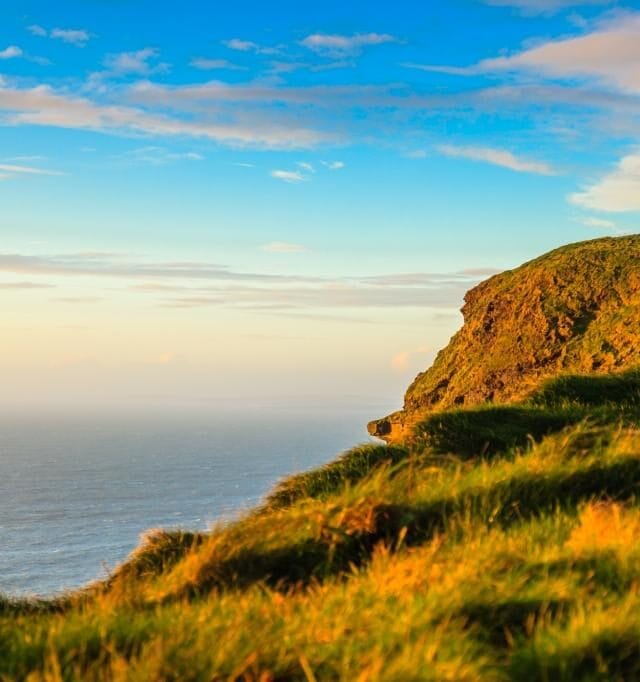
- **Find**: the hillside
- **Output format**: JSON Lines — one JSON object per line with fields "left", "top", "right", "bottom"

{"left": 2, "top": 236, "right": 640, "bottom": 681}
{"left": 369, "top": 236, "right": 640, "bottom": 441}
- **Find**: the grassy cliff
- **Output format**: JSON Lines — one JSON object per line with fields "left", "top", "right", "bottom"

{"left": 369, "top": 236, "right": 640, "bottom": 441}
{"left": 2, "top": 236, "right": 640, "bottom": 681}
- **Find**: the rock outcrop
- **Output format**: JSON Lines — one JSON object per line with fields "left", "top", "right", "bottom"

{"left": 369, "top": 235, "right": 640, "bottom": 441}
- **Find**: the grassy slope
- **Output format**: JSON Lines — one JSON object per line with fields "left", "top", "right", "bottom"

{"left": 3, "top": 373, "right": 640, "bottom": 681}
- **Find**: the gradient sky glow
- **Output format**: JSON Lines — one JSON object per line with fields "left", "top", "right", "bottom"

{"left": 1, "top": 0, "right": 639, "bottom": 412}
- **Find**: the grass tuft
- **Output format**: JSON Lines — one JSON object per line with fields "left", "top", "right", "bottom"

{"left": 264, "top": 443, "right": 409, "bottom": 509}
{"left": 531, "top": 369, "right": 640, "bottom": 409}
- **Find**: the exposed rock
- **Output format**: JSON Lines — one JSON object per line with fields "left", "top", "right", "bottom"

{"left": 369, "top": 235, "right": 640, "bottom": 441}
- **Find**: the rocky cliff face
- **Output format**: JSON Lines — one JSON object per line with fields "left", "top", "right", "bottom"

{"left": 369, "top": 235, "right": 640, "bottom": 441}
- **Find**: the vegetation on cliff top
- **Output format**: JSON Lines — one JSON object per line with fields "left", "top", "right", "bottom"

{"left": 370, "top": 235, "right": 640, "bottom": 440}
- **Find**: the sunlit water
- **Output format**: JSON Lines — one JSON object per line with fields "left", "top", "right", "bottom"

{"left": 0, "top": 405, "right": 386, "bottom": 597}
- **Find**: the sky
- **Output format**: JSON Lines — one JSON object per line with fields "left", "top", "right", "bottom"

{"left": 0, "top": 0, "right": 639, "bottom": 414}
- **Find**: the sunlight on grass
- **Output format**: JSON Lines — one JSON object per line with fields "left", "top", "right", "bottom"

{"left": 2, "top": 369, "right": 640, "bottom": 680}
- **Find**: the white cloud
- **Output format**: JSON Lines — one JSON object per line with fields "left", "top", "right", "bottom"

{"left": 321, "top": 160, "right": 345, "bottom": 170}
{"left": 0, "top": 46, "right": 22, "bottom": 60}
{"left": 569, "top": 152, "right": 640, "bottom": 212}
{"left": 417, "top": 14, "right": 640, "bottom": 95}
{"left": 27, "top": 25, "right": 47, "bottom": 37}
{"left": 27, "top": 25, "right": 91, "bottom": 46}
{"left": 578, "top": 216, "right": 617, "bottom": 229}
{"left": 3, "top": 155, "right": 46, "bottom": 162}
{"left": 223, "top": 39, "right": 279, "bottom": 55}
{"left": 50, "top": 28, "right": 90, "bottom": 47}
{"left": 296, "top": 161, "right": 315, "bottom": 173}
{"left": 270, "top": 169, "right": 307, "bottom": 183}
{"left": 0, "top": 162, "right": 63, "bottom": 179}
{"left": 390, "top": 351, "right": 411, "bottom": 371}
{"left": 190, "top": 58, "right": 246, "bottom": 71}
{"left": 438, "top": 144, "right": 556, "bottom": 175}
{"left": 224, "top": 39, "right": 258, "bottom": 52}
{"left": 102, "top": 48, "right": 168, "bottom": 77}
{"left": 0, "top": 251, "right": 486, "bottom": 311}
{"left": 301, "top": 32, "right": 397, "bottom": 56}
{"left": 391, "top": 346, "right": 431, "bottom": 372}
{"left": 261, "top": 242, "right": 308, "bottom": 253}
{"left": 119, "top": 146, "right": 204, "bottom": 165}
{"left": 0, "top": 281, "right": 54, "bottom": 289}
{"left": 479, "top": 15, "right": 640, "bottom": 94}
{"left": 0, "top": 82, "right": 327, "bottom": 149}
{"left": 483, "top": 0, "right": 613, "bottom": 14}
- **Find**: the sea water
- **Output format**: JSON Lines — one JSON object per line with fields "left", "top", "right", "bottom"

{"left": 0, "top": 404, "right": 386, "bottom": 596}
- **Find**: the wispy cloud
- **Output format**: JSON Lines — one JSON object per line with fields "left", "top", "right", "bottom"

{"left": 412, "top": 14, "right": 640, "bottom": 96}
{"left": 53, "top": 296, "right": 104, "bottom": 304}
{"left": 101, "top": 48, "right": 169, "bottom": 77}
{"left": 0, "top": 81, "right": 328, "bottom": 149}
{"left": 300, "top": 32, "right": 397, "bottom": 56}
{"left": 576, "top": 215, "right": 618, "bottom": 230}
{"left": 27, "top": 25, "right": 48, "bottom": 37}
{"left": 479, "top": 14, "right": 640, "bottom": 94}
{"left": 390, "top": 345, "right": 431, "bottom": 372}
{"left": 0, "top": 281, "right": 55, "bottom": 289}
{"left": 0, "top": 251, "right": 488, "bottom": 313}
{"left": 224, "top": 39, "right": 258, "bottom": 52}
{"left": 270, "top": 169, "right": 308, "bottom": 183}
{"left": 117, "top": 146, "right": 204, "bottom": 165}
{"left": 28, "top": 25, "right": 91, "bottom": 46}
{"left": 0, "top": 252, "right": 318, "bottom": 283}
{"left": 0, "top": 162, "right": 63, "bottom": 179}
{"left": 0, "top": 46, "right": 22, "bottom": 59}
{"left": 268, "top": 161, "right": 342, "bottom": 182}
{"left": 438, "top": 144, "right": 556, "bottom": 175}
{"left": 223, "top": 38, "right": 279, "bottom": 55}
{"left": 261, "top": 242, "right": 308, "bottom": 253}
{"left": 296, "top": 161, "right": 315, "bottom": 173}
{"left": 190, "top": 58, "right": 246, "bottom": 71}
{"left": 50, "top": 28, "right": 91, "bottom": 46}
{"left": 569, "top": 151, "right": 640, "bottom": 212}
{"left": 483, "top": 0, "right": 613, "bottom": 14}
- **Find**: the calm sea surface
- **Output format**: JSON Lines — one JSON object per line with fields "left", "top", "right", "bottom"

{"left": 0, "top": 405, "right": 384, "bottom": 597}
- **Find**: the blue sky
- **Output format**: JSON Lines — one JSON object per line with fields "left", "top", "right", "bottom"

{"left": 0, "top": 0, "right": 638, "bottom": 412}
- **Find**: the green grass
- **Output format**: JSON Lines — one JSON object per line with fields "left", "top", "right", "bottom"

{"left": 3, "top": 370, "right": 640, "bottom": 680}
{"left": 264, "top": 443, "right": 409, "bottom": 509}
{"left": 531, "top": 370, "right": 640, "bottom": 409}
{"left": 413, "top": 405, "right": 587, "bottom": 457}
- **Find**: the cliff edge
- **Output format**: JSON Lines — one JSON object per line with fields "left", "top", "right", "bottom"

{"left": 369, "top": 235, "right": 640, "bottom": 441}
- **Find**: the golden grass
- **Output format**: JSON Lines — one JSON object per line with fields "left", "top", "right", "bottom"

{"left": 3, "top": 410, "right": 640, "bottom": 680}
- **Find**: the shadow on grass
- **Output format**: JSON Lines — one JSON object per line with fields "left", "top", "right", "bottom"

{"left": 109, "top": 530, "right": 204, "bottom": 584}
{"left": 526, "top": 556, "right": 630, "bottom": 595}
{"left": 531, "top": 370, "right": 640, "bottom": 409}
{"left": 509, "top": 632, "right": 640, "bottom": 681}
{"left": 414, "top": 406, "right": 587, "bottom": 458}
{"left": 264, "top": 444, "right": 409, "bottom": 510}
{"left": 179, "top": 456, "right": 640, "bottom": 598}
{"left": 458, "top": 597, "right": 570, "bottom": 648}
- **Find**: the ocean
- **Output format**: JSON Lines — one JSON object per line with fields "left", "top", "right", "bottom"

{"left": 0, "top": 404, "right": 385, "bottom": 597}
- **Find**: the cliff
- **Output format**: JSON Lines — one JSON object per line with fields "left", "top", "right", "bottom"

{"left": 369, "top": 235, "right": 640, "bottom": 441}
